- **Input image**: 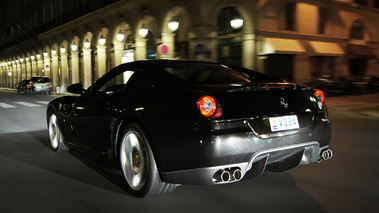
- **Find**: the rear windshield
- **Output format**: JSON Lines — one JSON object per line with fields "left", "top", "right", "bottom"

{"left": 31, "top": 77, "right": 50, "bottom": 83}
{"left": 161, "top": 63, "right": 252, "bottom": 84}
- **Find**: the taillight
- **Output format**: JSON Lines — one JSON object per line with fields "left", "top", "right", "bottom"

{"left": 197, "top": 96, "right": 223, "bottom": 118}
{"left": 314, "top": 89, "right": 325, "bottom": 104}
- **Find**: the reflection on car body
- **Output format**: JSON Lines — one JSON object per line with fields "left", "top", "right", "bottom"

{"left": 46, "top": 60, "right": 332, "bottom": 197}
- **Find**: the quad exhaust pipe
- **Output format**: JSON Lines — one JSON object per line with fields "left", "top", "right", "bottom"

{"left": 213, "top": 168, "right": 242, "bottom": 183}
{"left": 320, "top": 149, "right": 333, "bottom": 161}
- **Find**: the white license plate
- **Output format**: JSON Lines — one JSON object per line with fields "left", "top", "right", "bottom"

{"left": 269, "top": 115, "right": 300, "bottom": 132}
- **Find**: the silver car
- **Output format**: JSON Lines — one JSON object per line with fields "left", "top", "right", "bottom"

{"left": 28, "top": 76, "right": 52, "bottom": 94}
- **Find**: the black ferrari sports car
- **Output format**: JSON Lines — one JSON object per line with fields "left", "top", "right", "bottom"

{"left": 46, "top": 60, "right": 332, "bottom": 197}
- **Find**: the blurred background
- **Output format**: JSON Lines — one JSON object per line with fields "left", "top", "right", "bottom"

{"left": 0, "top": 0, "right": 378, "bottom": 94}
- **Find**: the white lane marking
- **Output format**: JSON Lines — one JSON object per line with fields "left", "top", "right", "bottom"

{"left": 0, "top": 102, "right": 17, "bottom": 108}
{"left": 36, "top": 101, "right": 49, "bottom": 105}
{"left": 14, "top": 102, "right": 41, "bottom": 107}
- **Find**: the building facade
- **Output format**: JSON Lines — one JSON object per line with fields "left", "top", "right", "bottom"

{"left": 0, "top": 0, "right": 378, "bottom": 91}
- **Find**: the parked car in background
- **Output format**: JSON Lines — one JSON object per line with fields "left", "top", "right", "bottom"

{"left": 28, "top": 76, "right": 52, "bottom": 94}
{"left": 46, "top": 60, "right": 333, "bottom": 197}
{"left": 17, "top": 79, "right": 30, "bottom": 93}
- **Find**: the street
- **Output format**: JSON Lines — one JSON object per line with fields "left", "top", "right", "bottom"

{"left": 0, "top": 88, "right": 378, "bottom": 213}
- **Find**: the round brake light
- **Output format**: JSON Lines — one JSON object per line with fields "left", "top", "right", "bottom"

{"left": 314, "top": 89, "right": 325, "bottom": 104}
{"left": 197, "top": 96, "right": 222, "bottom": 118}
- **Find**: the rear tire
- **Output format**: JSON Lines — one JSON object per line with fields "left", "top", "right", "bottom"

{"left": 119, "top": 123, "right": 176, "bottom": 197}
{"left": 48, "top": 112, "right": 68, "bottom": 152}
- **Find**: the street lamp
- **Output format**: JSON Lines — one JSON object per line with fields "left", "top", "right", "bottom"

{"left": 43, "top": 50, "right": 48, "bottom": 58}
{"left": 30, "top": 55, "right": 35, "bottom": 61}
{"left": 84, "top": 39, "right": 90, "bottom": 48}
{"left": 168, "top": 17, "right": 179, "bottom": 32}
{"left": 98, "top": 35, "right": 106, "bottom": 45}
{"left": 60, "top": 45, "right": 66, "bottom": 53}
{"left": 139, "top": 25, "right": 148, "bottom": 38}
{"left": 230, "top": 17, "right": 244, "bottom": 29}
{"left": 51, "top": 48, "right": 56, "bottom": 56}
{"left": 36, "top": 54, "right": 41, "bottom": 59}
{"left": 117, "top": 30, "right": 125, "bottom": 42}
{"left": 71, "top": 42, "right": 77, "bottom": 51}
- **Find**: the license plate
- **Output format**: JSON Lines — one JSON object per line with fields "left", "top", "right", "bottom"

{"left": 40, "top": 83, "right": 46, "bottom": 86}
{"left": 269, "top": 115, "right": 299, "bottom": 132}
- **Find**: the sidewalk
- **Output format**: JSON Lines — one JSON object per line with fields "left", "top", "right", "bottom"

{"left": 326, "top": 93, "right": 379, "bottom": 118}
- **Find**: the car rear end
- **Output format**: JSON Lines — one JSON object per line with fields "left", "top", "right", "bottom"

{"left": 30, "top": 77, "right": 52, "bottom": 94}
{"left": 141, "top": 61, "right": 332, "bottom": 185}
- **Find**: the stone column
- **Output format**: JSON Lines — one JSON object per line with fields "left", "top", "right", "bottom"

{"left": 135, "top": 38, "right": 147, "bottom": 60}
{"left": 97, "top": 45, "right": 107, "bottom": 78}
{"left": 31, "top": 58, "right": 37, "bottom": 77}
{"left": 114, "top": 42, "right": 124, "bottom": 66}
{"left": 243, "top": 33, "right": 256, "bottom": 70}
{"left": 60, "top": 52, "right": 68, "bottom": 92}
{"left": 25, "top": 59, "right": 31, "bottom": 79}
{"left": 16, "top": 61, "right": 21, "bottom": 83}
{"left": 37, "top": 57, "right": 43, "bottom": 76}
{"left": 71, "top": 51, "right": 80, "bottom": 84}
{"left": 43, "top": 56, "right": 51, "bottom": 79}
{"left": 161, "top": 32, "right": 175, "bottom": 59}
{"left": 82, "top": 48, "right": 92, "bottom": 89}
{"left": 51, "top": 55, "right": 59, "bottom": 91}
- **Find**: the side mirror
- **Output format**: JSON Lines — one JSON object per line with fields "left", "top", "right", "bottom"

{"left": 67, "top": 83, "right": 85, "bottom": 94}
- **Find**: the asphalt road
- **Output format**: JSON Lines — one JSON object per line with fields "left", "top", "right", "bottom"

{"left": 0, "top": 88, "right": 378, "bottom": 213}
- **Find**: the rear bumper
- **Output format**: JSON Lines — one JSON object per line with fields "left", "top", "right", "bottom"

{"left": 161, "top": 142, "right": 330, "bottom": 185}
{"left": 32, "top": 87, "right": 51, "bottom": 92}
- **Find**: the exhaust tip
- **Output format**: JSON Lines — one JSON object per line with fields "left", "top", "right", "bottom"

{"left": 213, "top": 167, "right": 243, "bottom": 183}
{"left": 233, "top": 169, "right": 242, "bottom": 180}
{"left": 321, "top": 149, "right": 333, "bottom": 161}
{"left": 221, "top": 170, "right": 231, "bottom": 182}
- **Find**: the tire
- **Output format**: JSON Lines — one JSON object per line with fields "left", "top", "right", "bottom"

{"left": 119, "top": 123, "right": 176, "bottom": 197}
{"left": 48, "top": 112, "right": 68, "bottom": 152}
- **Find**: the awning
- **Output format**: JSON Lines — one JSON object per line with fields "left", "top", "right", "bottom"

{"left": 347, "top": 44, "right": 376, "bottom": 59}
{"left": 308, "top": 41, "right": 345, "bottom": 56}
{"left": 261, "top": 38, "right": 306, "bottom": 55}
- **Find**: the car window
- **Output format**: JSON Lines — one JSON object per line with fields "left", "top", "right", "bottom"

{"left": 97, "top": 70, "right": 134, "bottom": 95}
{"left": 161, "top": 63, "right": 251, "bottom": 84}
{"left": 30, "top": 77, "right": 50, "bottom": 83}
